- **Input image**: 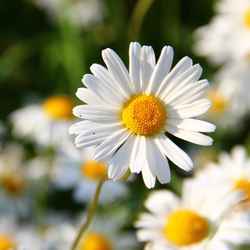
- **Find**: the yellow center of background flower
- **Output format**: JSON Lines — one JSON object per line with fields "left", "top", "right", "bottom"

{"left": 43, "top": 96, "right": 74, "bottom": 120}
{"left": 208, "top": 90, "right": 228, "bottom": 115}
{"left": 244, "top": 8, "right": 250, "bottom": 29}
{"left": 234, "top": 178, "right": 250, "bottom": 201}
{"left": 80, "top": 232, "right": 112, "bottom": 250}
{"left": 1, "top": 175, "right": 26, "bottom": 196}
{"left": 121, "top": 94, "right": 166, "bottom": 136}
{"left": 0, "top": 234, "right": 16, "bottom": 250}
{"left": 81, "top": 160, "right": 107, "bottom": 181}
{"left": 163, "top": 209, "right": 209, "bottom": 246}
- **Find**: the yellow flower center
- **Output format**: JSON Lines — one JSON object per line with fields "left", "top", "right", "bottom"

{"left": 208, "top": 90, "right": 228, "bottom": 115}
{"left": 121, "top": 94, "right": 166, "bottom": 136}
{"left": 81, "top": 160, "right": 107, "bottom": 181}
{"left": 43, "top": 96, "right": 74, "bottom": 120}
{"left": 234, "top": 178, "right": 250, "bottom": 201}
{"left": 79, "top": 232, "right": 112, "bottom": 250}
{"left": 163, "top": 209, "right": 209, "bottom": 246}
{"left": 0, "top": 234, "right": 16, "bottom": 250}
{"left": 1, "top": 175, "right": 26, "bottom": 196}
{"left": 244, "top": 8, "right": 250, "bottom": 29}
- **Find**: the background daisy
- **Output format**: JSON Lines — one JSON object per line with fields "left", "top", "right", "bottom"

{"left": 33, "top": 0, "right": 104, "bottom": 29}
{"left": 136, "top": 183, "right": 250, "bottom": 250}
{"left": 193, "top": 146, "right": 250, "bottom": 206}
{"left": 52, "top": 145, "right": 128, "bottom": 204}
{"left": 10, "top": 96, "right": 74, "bottom": 148}
{"left": 194, "top": 0, "right": 250, "bottom": 64}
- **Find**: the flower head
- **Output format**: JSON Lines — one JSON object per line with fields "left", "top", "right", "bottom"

{"left": 135, "top": 182, "right": 250, "bottom": 250}
{"left": 70, "top": 42, "right": 215, "bottom": 188}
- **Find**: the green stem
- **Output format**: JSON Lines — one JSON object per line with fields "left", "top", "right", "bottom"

{"left": 70, "top": 181, "right": 104, "bottom": 250}
{"left": 128, "top": 0, "right": 155, "bottom": 41}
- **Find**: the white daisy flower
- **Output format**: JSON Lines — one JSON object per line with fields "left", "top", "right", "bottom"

{"left": 10, "top": 95, "right": 74, "bottom": 148}
{"left": 194, "top": 0, "right": 250, "bottom": 64}
{"left": 34, "top": 0, "right": 103, "bottom": 28}
{"left": 0, "top": 143, "right": 31, "bottom": 216}
{"left": 0, "top": 216, "right": 43, "bottom": 250}
{"left": 207, "top": 61, "right": 250, "bottom": 128}
{"left": 52, "top": 145, "right": 128, "bottom": 204}
{"left": 77, "top": 214, "right": 137, "bottom": 250}
{"left": 41, "top": 212, "right": 137, "bottom": 250}
{"left": 70, "top": 42, "right": 215, "bottom": 188}
{"left": 135, "top": 183, "right": 250, "bottom": 250}
{"left": 195, "top": 146, "right": 250, "bottom": 205}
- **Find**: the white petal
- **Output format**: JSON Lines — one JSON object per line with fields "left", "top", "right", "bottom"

{"left": 102, "top": 48, "right": 132, "bottom": 96}
{"left": 170, "top": 79, "right": 209, "bottom": 106}
{"left": 73, "top": 105, "right": 118, "bottom": 123}
{"left": 145, "top": 190, "right": 180, "bottom": 215}
{"left": 82, "top": 74, "right": 122, "bottom": 105}
{"left": 146, "top": 140, "right": 170, "bottom": 184}
{"left": 74, "top": 131, "right": 108, "bottom": 148}
{"left": 71, "top": 122, "right": 122, "bottom": 137}
{"left": 155, "top": 135, "right": 193, "bottom": 171}
{"left": 76, "top": 88, "right": 104, "bottom": 105}
{"left": 136, "top": 230, "right": 162, "bottom": 243}
{"left": 129, "top": 42, "right": 141, "bottom": 92}
{"left": 167, "top": 126, "right": 213, "bottom": 146}
{"left": 167, "top": 118, "right": 216, "bottom": 132}
{"left": 94, "top": 129, "right": 130, "bottom": 161}
{"left": 69, "top": 120, "right": 95, "bottom": 135}
{"left": 146, "top": 46, "right": 174, "bottom": 94}
{"left": 232, "top": 146, "right": 247, "bottom": 164}
{"left": 156, "top": 56, "right": 193, "bottom": 97}
{"left": 138, "top": 137, "right": 156, "bottom": 188}
{"left": 212, "top": 191, "right": 244, "bottom": 222}
{"left": 90, "top": 63, "right": 128, "bottom": 100}
{"left": 136, "top": 213, "right": 163, "bottom": 229}
{"left": 207, "top": 241, "right": 231, "bottom": 250}
{"left": 140, "top": 46, "right": 156, "bottom": 91}
{"left": 168, "top": 98, "right": 211, "bottom": 119}
{"left": 142, "top": 163, "right": 156, "bottom": 189}
{"left": 130, "top": 136, "right": 143, "bottom": 173}
{"left": 163, "top": 64, "right": 203, "bottom": 104}
{"left": 145, "top": 242, "right": 170, "bottom": 250}
{"left": 108, "top": 137, "right": 134, "bottom": 180}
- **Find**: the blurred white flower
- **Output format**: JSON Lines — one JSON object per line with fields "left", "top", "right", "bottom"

{"left": 10, "top": 96, "right": 74, "bottom": 148}
{"left": 135, "top": 183, "right": 250, "bottom": 250}
{"left": 194, "top": 0, "right": 250, "bottom": 64}
{"left": 34, "top": 0, "right": 104, "bottom": 28}
{"left": 207, "top": 61, "right": 250, "bottom": 128}
{"left": 39, "top": 212, "right": 137, "bottom": 250}
{"left": 52, "top": 145, "right": 128, "bottom": 204}
{"left": 194, "top": 146, "right": 250, "bottom": 206}
{"left": 36, "top": 214, "right": 76, "bottom": 250}
{"left": 70, "top": 42, "right": 215, "bottom": 189}
{"left": 0, "top": 216, "right": 42, "bottom": 250}
{"left": 0, "top": 143, "right": 31, "bottom": 217}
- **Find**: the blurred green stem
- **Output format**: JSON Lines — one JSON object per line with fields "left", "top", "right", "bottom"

{"left": 71, "top": 181, "right": 104, "bottom": 250}
{"left": 128, "top": 0, "right": 155, "bottom": 41}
